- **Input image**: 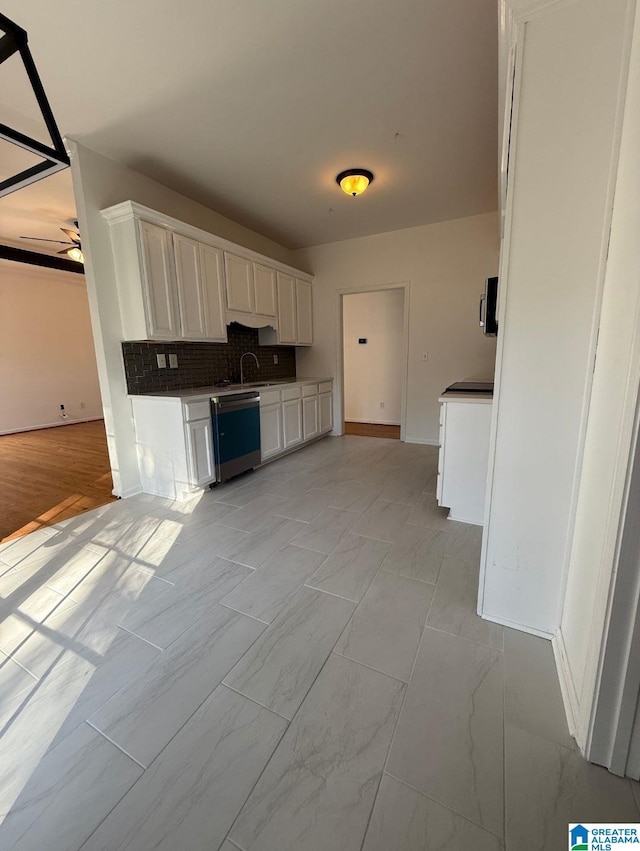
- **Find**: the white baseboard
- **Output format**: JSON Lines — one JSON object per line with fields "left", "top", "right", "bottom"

{"left": 552, "top": 628, "right": 579, "bottom": 740}
{"left": 345, "top": 418, "right": 402, "bottom": 426}
{"left": 118, "top": 486, "right": 142, "bottom": 499}
{"left": 0, "top": 416, "right": 103, "bottom": 436}
{"left": 479, "top": 611, "right": 555, "bottom": 640}
{"left": 403, "top": 437, "right": 440, "bottom": 446}
{"left": 448, "top": 513, "right": 483, "bottom": 526}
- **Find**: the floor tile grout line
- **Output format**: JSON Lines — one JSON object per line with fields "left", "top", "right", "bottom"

{"left": 0, "top": 647, "right": 39, "bottom": 680}
{"left": 222, "top": 668, "right": 341, "bottom": 847}
{"left": 331, "top": 649, "right": 408, "bottom": 685}
{"left": 85, "top": 604, "right": 273, "bottom": 802}
{"left": 383, "top": 770, "right": 506, "bottom": 842}
{"left": 85, "top": 720, "right": 148, "bottom": 770}
{"left": 381, "top": 586, "right": 440, "bottom": 781}
{"left": 352, "top": 559, "right": 426, "bottom": 851}
{"left": 219, "top": 682, "right": 292, "bottom": 722}
{"left": 378, "top": 567, "right": 438, "bottom": 588}
{"left": 217, "top": 601, "right": 270, "bottom": 625}
{"left": 303, "top": 583, "right": 360, "bottom": 604}
{"left": 75, "top": 734, "right": 150, "bottom": 850}
{"left": 420, "top": 622, "right": 504, "bottom": 655}
{"left": 115, "top": 624, "right": 165, "bottom": 651}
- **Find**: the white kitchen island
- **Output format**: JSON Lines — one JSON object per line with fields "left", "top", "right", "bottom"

{"left": 436, "top": 391, "right": 493, "bottom": 526}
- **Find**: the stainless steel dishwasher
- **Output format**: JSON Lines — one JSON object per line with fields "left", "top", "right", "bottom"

{"left": 210, "top": 390, "right": 261, "bottom": 483}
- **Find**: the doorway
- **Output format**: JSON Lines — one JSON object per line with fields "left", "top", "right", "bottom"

{"left": 339, "top": 285, "right": 408, "bottom": 440}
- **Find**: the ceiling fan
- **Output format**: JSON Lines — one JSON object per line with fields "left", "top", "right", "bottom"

{"left": 19, "top": 220, "right": 84, "bottom": 263}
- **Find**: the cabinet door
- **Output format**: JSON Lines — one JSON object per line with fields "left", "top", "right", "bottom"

{"left": 200, "top": 244, "right": 227, "bottom": 341}
{"left": 277, "top": 273, "right": 297, "bottom": 344}
{"left": 139, "top": 220, "right": 179, "bottom": 338}
{"left": 260, "top": 403, "right": 283, "bottom": 460}
{"left": 318, "top": 392, "right": 333, "bottom": 434}
{"left": 225, "top": 252, "right": 254, "bottom": 313}
{"left": 173, "top": 234, "right": 207, "bottom": 339}
{"left": 302, "top": 395, "right": 319, "bottom": 441}
{"left": 296, "top": 279, "right": 313, "bottom": 345}
{"left": 186, "top": 419, "right": 215, "bottom": 486}
{"left": 253, "top": 263, "right": 277, "bottom": 317}
{"left": 282, "top": 398, "right": 303, "bottom": 449}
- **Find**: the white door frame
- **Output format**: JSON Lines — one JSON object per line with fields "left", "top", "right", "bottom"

{"left": 335, "top": 281, "right": 410, "bottom": 441}
{"left": 552, "top": 0, "right": 640, "bottom": 771}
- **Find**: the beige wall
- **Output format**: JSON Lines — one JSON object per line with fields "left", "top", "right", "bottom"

{"left": 343, "top": 289, "right": 405, "bottom": 425}
{"left": 0, "top": 260, "right": 102, "bottom": 434}
{"left": 295, "top": 212, "right": 499, "bottom": 444}
{"left": 69, "top": 141, "right": 301, "bottom": 496}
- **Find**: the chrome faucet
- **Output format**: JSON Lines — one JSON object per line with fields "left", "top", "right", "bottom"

{"left": 240, "top": 351, "right": 259, "bottom": 385}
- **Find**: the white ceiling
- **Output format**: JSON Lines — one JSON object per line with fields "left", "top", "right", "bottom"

{"left": 0, "top": 0, "right": 498, "bottom": 251}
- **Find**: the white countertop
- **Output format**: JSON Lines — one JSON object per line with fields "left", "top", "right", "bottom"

{"left": 129, "top": 377, "right": 333, "bottom": 402}
{"left": 438, "top": 392, "right": 493, "bottom": 404}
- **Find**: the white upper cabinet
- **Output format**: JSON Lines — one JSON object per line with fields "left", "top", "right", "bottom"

{"left": 101, "top": 201, "right": 312, "bottom": 343}
{"left": 174, "top": 235, "right": 227, "bottom": 342}
{"left": 224, "top": 253, "right": 278, "bottom": 322}
{"left": 139, "top": 220, "right": 179, "bottom": 339}
{"left": 199, "top": 244, "right": 227, "bottom": 341}
{"left": 277, "top": 273, "right": 297, "bottom": 343}
{"left": 253, "top": 263, "right": 277, "bottom": 317}
{"left": 174, "top": 234, "right": 204, "bottom": 338}
{"left": 296, "top": 279, "right": 313, "bottom": 345}
{"left": 224, "top": 253, "right": 254, "bottom": 314}
{"left": 259, "top": 274, "right": 313, "bottom": 347}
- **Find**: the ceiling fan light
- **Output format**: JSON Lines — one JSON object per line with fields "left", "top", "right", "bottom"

{"left": 336, "top": 169, "right": 374, "bottom": 197}
{"left": 67, "top": 246, "right": 84, "bottom": 263}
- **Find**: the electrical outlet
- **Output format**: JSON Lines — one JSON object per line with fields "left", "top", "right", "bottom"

{"left": 273, "top": 354, "right": 278, "bottom": 364}
{"left": 156, "top": 353, "right": 167, "bottom": 369}
{"left": 422, "top": 352, "right": 429, "bottom": 361}
{"left": 169, "top": 353, "right": 178, "bottom": 369}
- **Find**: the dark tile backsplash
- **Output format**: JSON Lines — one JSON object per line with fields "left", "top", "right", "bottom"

{"left": 122, "top": 323, "right": 296, "bottom": 394}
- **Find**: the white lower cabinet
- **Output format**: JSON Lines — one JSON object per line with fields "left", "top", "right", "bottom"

{"left": 131, "top": 396, "right": 216, "bottom": 500}
{"left": 258, "top": 380, "right": 332, "bottom": 463}
{"left": 436, "top": 396, "right": 492, "bottom": 525}
{"left": 319, "top": 392, "right": 333, "bottom": 434}
{"left": 186, "top": 418, "right": 215, "bottom": 486}
{"left": 260, "top": 403, "right": 284, "bottom": 460}
{"left": 302, "top": 396, "right": 319, "bottom": 441}
{"left": 282, "top": 398, "right": 303, "bottom": 449}
{"left": 132, "top": 381, "right": 333, "bottom": 498}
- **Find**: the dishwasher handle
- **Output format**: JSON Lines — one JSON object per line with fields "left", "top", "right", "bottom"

{"left": 212, "top": 393, "right": 260, "bottom": 413}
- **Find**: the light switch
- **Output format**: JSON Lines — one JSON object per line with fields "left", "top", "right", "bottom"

{"left": 169, "top": 353, "right": 178, "bottom": 369}
{"left": 156, "top": 354, "right": 167, "bottom": 369}
{"left": 422, "top": 352, "right": 429, "bottom": 361}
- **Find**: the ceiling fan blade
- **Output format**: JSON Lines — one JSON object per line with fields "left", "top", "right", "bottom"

{"left": 20, "top": 236, "right": 74, "bottom": 244}
{"left": 60, "top": 228, "right": 80, "bottom": 243}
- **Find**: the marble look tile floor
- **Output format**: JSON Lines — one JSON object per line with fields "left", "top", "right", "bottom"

{"left": 0, "top": 434, "right": 638, "bottom": 850}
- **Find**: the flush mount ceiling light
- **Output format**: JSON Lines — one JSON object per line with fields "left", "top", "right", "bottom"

{"left": 336, "top": 169, "right": 374, "bottom": 197}
{"left": 0, "top": 12, "right": 70, "bottom": 197}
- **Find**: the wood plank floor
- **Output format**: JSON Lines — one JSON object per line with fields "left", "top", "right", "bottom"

{"left": 0, "top": 420, "right": 116, "bottom": 542}
{"left": 344, "top": 421, "right": 401, "bottom": 439}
